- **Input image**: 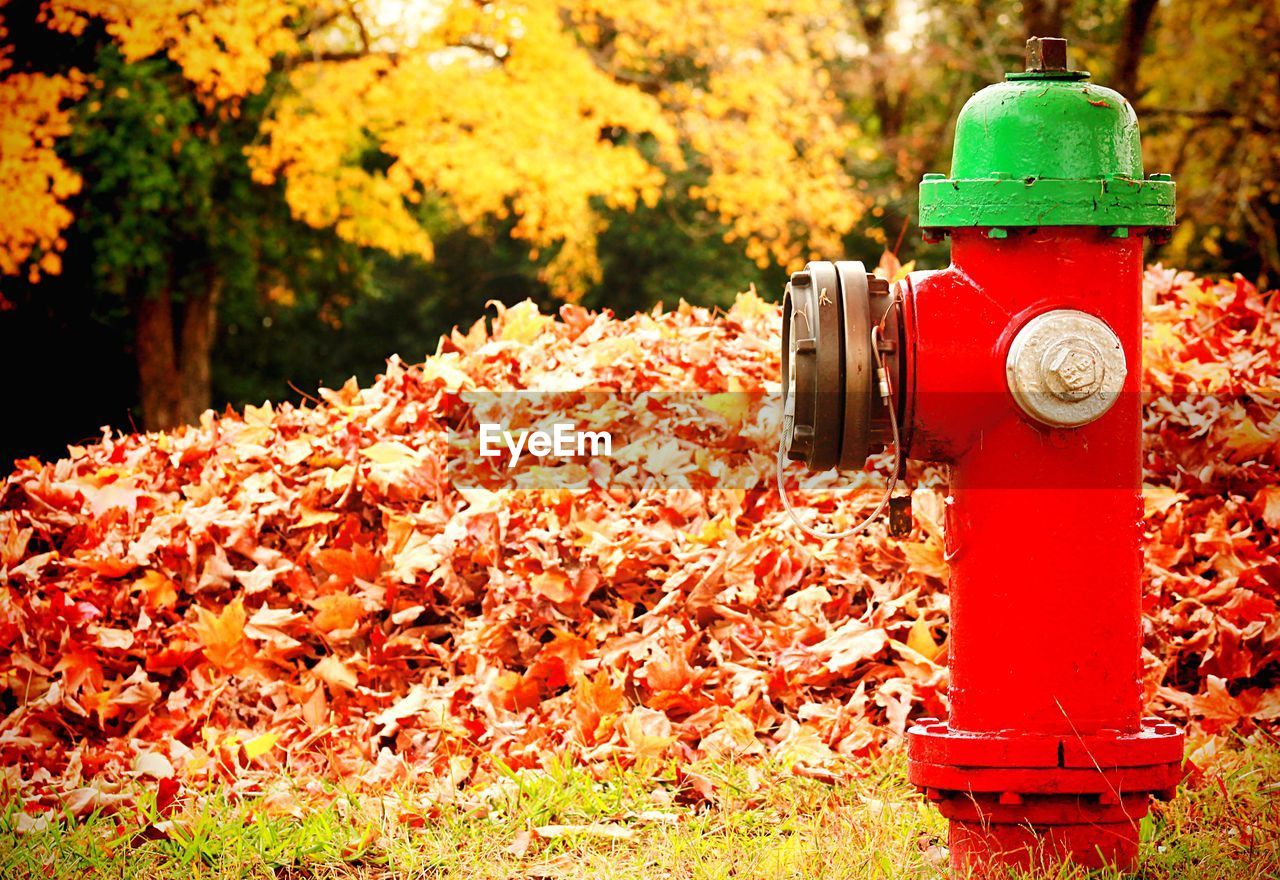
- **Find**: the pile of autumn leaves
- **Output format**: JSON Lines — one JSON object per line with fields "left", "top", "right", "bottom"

{"left": 1, "top": 267, "right": 1277, "bottom": 814}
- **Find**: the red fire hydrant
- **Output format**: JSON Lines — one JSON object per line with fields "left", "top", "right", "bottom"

{"left": 780, "top": 38, "right": 1184, "bottom": 874}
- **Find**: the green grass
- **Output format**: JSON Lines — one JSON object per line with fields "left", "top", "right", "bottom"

{"left": 2, "top": 736, "right": 1277, "bottom": 879}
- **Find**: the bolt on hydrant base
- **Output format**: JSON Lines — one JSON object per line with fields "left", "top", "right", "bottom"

{"left": 779, "top": 36, "right": 1185, "bottom": 876}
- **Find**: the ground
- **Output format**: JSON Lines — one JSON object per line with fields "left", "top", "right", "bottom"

{"left": 4, "top": 736, "right": 1277, "bottom": 880}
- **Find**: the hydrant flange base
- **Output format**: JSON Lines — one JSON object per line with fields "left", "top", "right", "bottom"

{"left": 908, "top": 718, "right": 1186, "bottom": 811}
{"left": 908, "top": 718, "right": 1185, "bottom": 769}
{"left": 909, "top": 761, "right": 1184, "bottom": 798}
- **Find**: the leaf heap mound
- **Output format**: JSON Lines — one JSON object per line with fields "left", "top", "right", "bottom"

{"left": 1, "top": 268, "right": 1277, "bottom": 812}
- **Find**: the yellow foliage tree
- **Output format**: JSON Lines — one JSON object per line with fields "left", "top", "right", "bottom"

{"left": 565, "top": 0, "right": 866, "bottom": 268}
{"left": 1134, "top": 0, "right": 1280, "bottom": 279}
{"left": 2, "top": 0, "right": 874, "bottom": 311}
{"left": 0, "top": 4, "right": 83, "bottom": 283}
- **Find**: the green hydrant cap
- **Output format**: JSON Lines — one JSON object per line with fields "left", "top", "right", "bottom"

{"left": 919, "top": 37, "right": 1175, "bottom": 229}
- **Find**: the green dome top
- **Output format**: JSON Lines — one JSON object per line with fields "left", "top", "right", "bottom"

{"left": 951, "top": 77, "right": 1141, "bottom": 180}
{"left": 919, "top": 71, "right": 1175, "bottom": 229}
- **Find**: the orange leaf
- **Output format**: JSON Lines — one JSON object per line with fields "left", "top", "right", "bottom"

{"left": 573, "top": 673, "right": 624, "bottom": 746}
{"left": 1255, "top": 486, "right": 1280, "bottom": 529}
{"left": 531, "top": 567, "right": 597, "bottom": 605}
{"left": 900, "top": 539, "right": 950, "bottom": 581}
{"left": 134, "top": 570, "right": 178, "bottom": 610}
{"left": 314, "top": 546, "right": 379, "bottom": 586}
{"left": 53, "top": 648, "right": 103, "bottom": 696}
{"left": 531, "top": 569, "right": 574, "bottom": 603}
{"left": 311, "top": 592, "right": 366, "bottom": 634}
{"left": 191, "top": 597, "right": 252, "bottom": 673}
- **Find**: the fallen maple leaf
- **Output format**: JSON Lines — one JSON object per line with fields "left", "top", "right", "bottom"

{"left": 905, "top": 616, "right": 942, "bottom": 662}
{"left": 313, "top": 655, "right": 358, "bottom": 692}
{"left": 311, "top": 593, "right": 365, "bottom": 634}
{"left": 821, "top": 621, "right": 890, "bottom": 674}
{"left": 191, "top": 597, "right": 252, "bottom": 673}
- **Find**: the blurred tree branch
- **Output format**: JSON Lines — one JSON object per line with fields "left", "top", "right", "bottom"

{"left": 1023, "top": 0, "right": 1074, "bottom": 41}
{"left": 1113, "top": 0, "right": 1159, "bottom": 97}
{"left": 852, "top": 2, "right": 910, "bottom": 140}
{"left": 1139, "top": 106, "right": 1280, "bottom": 136}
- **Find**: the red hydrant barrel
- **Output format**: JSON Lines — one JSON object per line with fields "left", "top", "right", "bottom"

{"left": 901, "top": 37, "right": 1185, "bottom": 875}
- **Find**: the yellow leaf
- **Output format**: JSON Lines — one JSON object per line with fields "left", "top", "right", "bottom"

{"left": 533, "top": 823, "right": 635, "bottom": 841}
{"left": 590, "top": 337, "right": 641, "bottom": 366}
{"left": 132, "top": 749, "right": 174, "bottom": 779}
{"left": 728, "top": 286, "right": 774, "bottom": 320}
{"left": 690, "top": 516, "right": 734, "bottom": 545}
{"left": 1143, "top": 483, "right": 1187, "bottom": 518}
{"left": 94, "top": 627, "right": 134, "bottom": 650}
{"left": 773, "top": 726, "right": 834, "bottom": 769}
{"left": 1223, "top": 415, "right": 1275, "bottom": 459}
{"left": 360, "top": 441, "right": 418, "bottom": 466}
{"left": 421, "top": 354, "right": 471, "bottom": 392}
{"left": 620, "top": 707, "right": 677, "bottom": 762}
{"left": 530, "top": 569, "right": 575, "bottom": 604}
{"left": 294, "top": 506, "right": 342, "bottom": 529}
{"left": 243, "top": 402, "right": 275, "bottom": 426}
{"left": 82, "top": 687, "right": 119, "bottom": 726}
{"left": 701, "top": 392, "right": 749, "bottom": 426}
{"left": 1144, "top": 322, "right": 1180, "bottom": 353}
{"left": 0, "top": 72, "right": 84, "bottom": 280}
{"left": 699, "top": 708, "right": 765, "bottom": 758}
{"left": 905, "top": 616, "right": 941, "bottom": 662}
{"left": 822, "top": 623, "right": 889, "bottom": 674}
{"left": 243, "top": 731, "right": 279, "bottom": 760}
{"left": 498, "top": 300, "right": 555, "bottom": 344}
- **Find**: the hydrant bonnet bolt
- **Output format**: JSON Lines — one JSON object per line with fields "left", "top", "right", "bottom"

{"left": 1005, "top": 309, "right": 1127, "bottom": 428}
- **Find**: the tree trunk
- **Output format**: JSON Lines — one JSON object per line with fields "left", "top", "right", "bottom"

{"left": 177, "top": 274, "right": 219, "bottom": 425}
{"left": 133, "top": 277, "right": 219, "bottom": 432}
{"left": 135, "top": 289, "right": 181, "bottom": 432}
{"left": 855, "top": 1, "right": 909, "bottom": 141}
{"left": 1113, "top": 0, "right": 1159, "bottom": 99}
{"left": 1023, "top": 0, "right": 1073, "bottom": 42}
